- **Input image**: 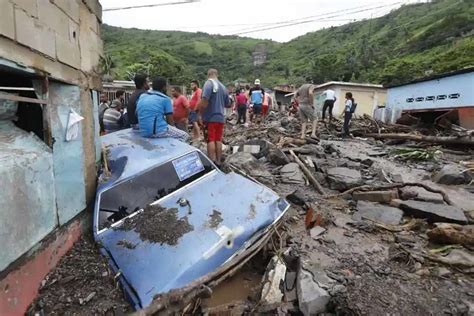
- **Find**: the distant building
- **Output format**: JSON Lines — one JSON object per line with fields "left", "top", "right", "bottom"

{"left": 312, "top": 82, "right": 387, "bottom": 118}
{"left": 252, "top": 44, "right": 267, "bottom": 66}
{"left": 384, "top": 67, "right": 474, "bottom": 129}
{"left": 273, "top": 84, "right": 296, "bottom": 106}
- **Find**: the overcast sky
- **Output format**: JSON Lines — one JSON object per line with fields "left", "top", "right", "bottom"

{"left": 100, "top": 0, "right": 425, "bottom": 42}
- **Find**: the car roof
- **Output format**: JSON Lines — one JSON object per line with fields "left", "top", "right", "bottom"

{"left": 100, "top": 128, "right": 195, "bottom": 186}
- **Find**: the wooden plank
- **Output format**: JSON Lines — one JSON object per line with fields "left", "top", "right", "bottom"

{"left": 0, "top": 92, "right": 47, "bottom": 104}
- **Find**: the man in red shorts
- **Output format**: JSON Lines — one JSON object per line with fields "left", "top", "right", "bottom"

{"left": 198, "top": 68, "right": 230, "bottom": 167}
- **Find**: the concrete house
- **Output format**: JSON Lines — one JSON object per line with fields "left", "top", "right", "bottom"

{"left": 313, "top": 81, "right": 387, "bottom": 118}
{"left": 384, "top": 67, "right": 474, "bottom": 129}
{"left": 0, "top": 0, "right": 103, "bottom": 314}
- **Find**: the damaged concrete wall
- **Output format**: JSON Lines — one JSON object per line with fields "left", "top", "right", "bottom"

{"left": 0, "top": 121, "right": 57, "bottom": 271}
{"left": 386, "top": 71, "right": 474, "bottom": 124}
{"left": 0, "top": 0, "right": 103, "bottom": 273}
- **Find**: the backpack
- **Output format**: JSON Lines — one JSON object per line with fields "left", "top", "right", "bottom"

{"left": 350, "top": 102, "right": 358, "bottom": 114}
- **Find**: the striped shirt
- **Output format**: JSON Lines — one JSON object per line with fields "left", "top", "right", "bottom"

{"left": 103, "top": 108, "right": 122, "bottom": 132}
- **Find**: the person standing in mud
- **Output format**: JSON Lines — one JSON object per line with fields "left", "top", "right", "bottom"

{"left": 171, "top": 86, "right": 190, "bottom": 132}
{"left": 249, "top": 79, "right": 265, "bottom": 124}
{"left": 322, "top": 88, "right": 336, "bottom": 122}
{"left": 235, "top": 89, "right": 248, "bottom": 124}
{"left": 189, "top": 80, "right": 202, "bottom": 140}
{"left": 198, "top": 68, "right": 230, "bottom": 167}
{"left": 343, "top": 92, "right": 355, "bottom": 137}
{"left": 295, "top": 83, "right": 317, "bottom": 139}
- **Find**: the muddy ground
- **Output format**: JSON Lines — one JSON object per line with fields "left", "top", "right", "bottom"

{"left": 29, "top": 112, "right": 474, "bottom": 315}
{"left": 27, "top": 238, "right": 131, "bottom": 315}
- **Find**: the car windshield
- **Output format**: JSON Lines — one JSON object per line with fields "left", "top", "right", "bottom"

{"left": 98, "top": 151, "right": 214, "bottom": 231}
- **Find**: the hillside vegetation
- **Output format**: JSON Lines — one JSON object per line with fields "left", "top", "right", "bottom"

{"left": 102, "top": 0, "right": 474, "bottom": 86}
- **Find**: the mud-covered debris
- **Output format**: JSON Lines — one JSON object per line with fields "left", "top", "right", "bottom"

{"left": 117, "top": 239, "right": 137, "bottom": 249}
{"left": 27, "top": 238, "right": 130, "bottom": 315}
{"left": 118, "top": 204, "right": 194, "bottom": 245}
{"left": 208, "top": 209, "right": 223, "bottom": 228}
{"left": 427, "top": 223, "right": 474, "bottom": 247}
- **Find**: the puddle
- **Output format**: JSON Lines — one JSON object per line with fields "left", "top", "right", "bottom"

{"left": 204, "top": 269, "right": 262, "bottom": 308}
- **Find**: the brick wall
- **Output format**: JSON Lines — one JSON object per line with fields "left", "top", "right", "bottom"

{"left": 0, "top": 0, "right": 103, "bottom": 82}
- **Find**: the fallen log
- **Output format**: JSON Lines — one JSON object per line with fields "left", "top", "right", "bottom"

{"left": 427, "top": 223, "right": 474, "bottom": 248}
{"left": 289, "top": 150, "right": 325, "bottom": 195}
{"left": 365, "top": 133, "right": 474, "bottom": 146}
{"left": 326, "top": 182, "right": 453, "bottom": 205}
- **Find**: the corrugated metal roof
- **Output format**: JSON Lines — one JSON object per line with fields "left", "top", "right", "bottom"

{"left": 314, "top": 81, "right": 385, "bottom": 89}
{"left": 385, "top": 66, "right": 474, "bottom": 88}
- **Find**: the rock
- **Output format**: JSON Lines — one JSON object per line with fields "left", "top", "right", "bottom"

{"left": 361, "top": 158, "right": 374, "bottom": 167}
{"left": 267, "top": 149, "right": 290, "bottom": 166}
{"left": 329, "top": 284, "right": 346, "bottom": 296}
{"left": 310, "top": 226, "right": 326, "bottom": 239}
{"left": 285, "top": 271, "right": 297, "bottom": 290}
{"left": 280, "top": 163, "right": 305, "bottom": 185}
{"left": 241, "top": 139, "right": 272, "bottom": 159}
{"left": 297, "top": 265, "right": 330, "bottom": 315}
{"left": 226, "top": 152, "right": 257, "bottom": 167}
{"left": 399, "top": 188, "right": 418, "bottom": 200}
{"left": 326, "top": 167, "right": 363, "bottom": 191}
{"left": 439, "top": 249, "right": 474, "bottom": 267}
{"left": 352, "top": 190, "right": 398, "bottom": 203}
{"left": 436, "top": 267, "right": 451, "bottom": 277}
{"left": 397, "top": 200, "right": 468, "bottom": 224}
{"left": 261, "top": 256, "right": 287, "bottom": 306}
{"left": 353, "top": 201, "right": 404, "bottom": 225}
{"left": 286, "top": 190, "right": 306, "bottom": 206}
{"left": 433, "top": 165, "right": 472, "bottom": 185}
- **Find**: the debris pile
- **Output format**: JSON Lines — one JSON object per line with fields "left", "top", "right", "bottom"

{"left": 28, "top": 109, "right": 474, "bottom": 315}
{"left": 27, "top": 238, "right": 130, "bottom": 315}
{"left": 213, "top": 109, "right": 474, "bottom": 315}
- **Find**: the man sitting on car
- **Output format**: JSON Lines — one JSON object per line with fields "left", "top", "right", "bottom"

{"left": 137, "top": 77, "right": 190, "bottom": 142}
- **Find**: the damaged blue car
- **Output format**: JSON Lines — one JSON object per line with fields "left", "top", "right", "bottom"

{"left": 93, "top": 129, "right": 289, "bottom": 310}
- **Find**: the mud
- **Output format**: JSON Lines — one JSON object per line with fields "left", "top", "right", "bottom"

{"left": 116, "top": 239, "right": 137, "bottom": 249}
{"left": 27, "top": 237, "right": 130, "bottom": 315}
{"left": 207, "top": 209, "right": 223, "bottom": 229}
{"left": 118, "top": 204, "right": 193, "bottom": 245}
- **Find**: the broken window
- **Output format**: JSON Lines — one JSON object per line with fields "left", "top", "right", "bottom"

{"left": 98, "top": 151, "right": 215, "bottom": 231}
{"left": 0, "top": 72, "right": 47, "bottom": 141}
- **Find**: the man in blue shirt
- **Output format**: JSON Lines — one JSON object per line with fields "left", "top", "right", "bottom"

{"left": 136, "top": 77, "right": 189, "bottom": 142}
{"left": 249, "top": 79, "right": 265, "bottom": 124}
{"left": 198, "top": 68, "right": 229, "bottom": 167}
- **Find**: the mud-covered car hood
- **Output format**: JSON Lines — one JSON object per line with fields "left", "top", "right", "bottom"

{"left": 94, "top": 129, "right": 289, "bottom": 309}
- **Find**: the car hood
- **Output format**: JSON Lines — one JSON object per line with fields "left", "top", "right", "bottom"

{"left": 96, "top": 171, "right": 288, "bottom": 308}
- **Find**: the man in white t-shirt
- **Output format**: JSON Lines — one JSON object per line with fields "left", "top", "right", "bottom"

{"left": 322, "top": 89, "right": 336, "bottom": 122}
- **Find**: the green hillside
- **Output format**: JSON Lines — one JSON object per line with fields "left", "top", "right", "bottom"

{"left": 102, "top": 0, "right": 474, "bottom": 86}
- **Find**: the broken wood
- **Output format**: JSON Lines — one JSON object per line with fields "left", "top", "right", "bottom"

{"left": 0, "top": 92, "right": 47, "bottom": 104}
{"left": 427, "top": 223, "right": 474, "bottom": 248}
{"left": 365, "top": 133, "right": 474, "bottom": 146}
{"left": 327, "top": 182, "right": 453, "bottom": 205}
{"left": 289, "top": 150, "right": 325, "bottom": 195}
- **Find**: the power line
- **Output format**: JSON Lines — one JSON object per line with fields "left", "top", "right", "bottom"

{"left": 103, "top": 0, "right": 199, "bottom": 12}
{"left": 229, "top": 2, "right": 402, "bottom": 35}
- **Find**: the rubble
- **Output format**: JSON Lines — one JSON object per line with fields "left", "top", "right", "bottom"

{"left": 397, "top": 200, "right": 468, "bottom": 224}
{"left": 297, "top": 263, "right": 330, "bottom": 315}
{"left": 352, "top": 190, "right": 398, "bottom": 203}
{"left": 280, "top": 163, "right": 305, "bottom": 184}
{"left": 267, "top": 148, "right": 289, "bottom": 165}
{"left": 433, "top": 164, "right": 472, "bottom": 185}
{"left": 353, "top": 201, "right": 404, "bottom": 225}
{"left": 326, "top": 167, "right": 363, "bottom": 191}
{"left": 260, "top": 256, "right": 286, "bottom": 307}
